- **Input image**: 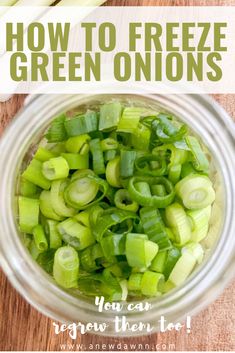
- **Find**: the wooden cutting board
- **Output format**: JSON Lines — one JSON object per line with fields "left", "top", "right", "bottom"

{"left": 0, "top": 0, "right": 235, "bottom": 350}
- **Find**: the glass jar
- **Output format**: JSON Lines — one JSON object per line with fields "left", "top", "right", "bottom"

{"left": 0, "top": 93, "right": 234, "bottom": 337}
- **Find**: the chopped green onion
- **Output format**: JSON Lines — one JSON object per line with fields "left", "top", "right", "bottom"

{"left": 33, "top": 224, "right": 48, "bottom": 252}
{"left": 140, "top": 207, "right": 172, "bottom": 250}
{"left": 150, "top": 251, "right": 167, "bottom": 273}
{"left": 42, "top": 156, "right": 69, "bottom": 180}
{"left": 45, "top": 114, "right": 67, "bottom": 142}
{"left": 126, "top": 233, "right": 159, "bottom": 270}
{"left": 151, "top": 184, "right": 166, "bottom": 197}
{"left": 101, "top": 138, "right": 118, "bottom": 151}
{"left": 128, "top": 273, "right": 143, "bottom": 291}
{"left": 39, "top": 190, "right": 64, "bottom": 221}
{"left": 75, "top": 210, "right": 90, "bottom": 228}
{"left": 34, "top": 147, "right": 56, "bottom": 162}
{"left": 163, "top": 247, "right": 181, "bottom": 279}
{"left": 89, "top": 139, "right": 105, "bottom": 175}
{"left": 165, "top": 203, "right": 191, "bottom": 245}
{"left": 168, "top": 251, "right": 196, "bottom": 286}
{"left": 104, "top": 149, "right": 117, "bottom": 162}
{"left": 53, "top": 246, "right": 79, "bottom": 288}
{"left": 50, "top": 179, "right": 76, "bottom": 217}
{"left": 135, "top": 154, "right": 167, "bottom": 176}
{"left": 106, "top": 156, "right": 122, "bottom": 188}
{"left": 99, "top": 102, "right": 122, "bottom": 131}
{"left": 64, "top": 170, "right": 108, "bottom": 209}
{"left": 29, "top": 240, "right": 42, "bottom": 260}
{"left": 114, "top": 189, "right": 139, "bottom": 212}
{"left": 80, "top": 243, "right": 103, "bottom": 272}
{"left": 93, "top": 209, "right": 138, "bottom": 242}
{"left": 187, "top": 206, "right": 211, "bottom": 242}
{"left": 65, "top": 134, "right": 91, "bottom": 154}
{"left": 131, "top": 123, "right": 151, "bottom": 151}
{"left": 120, "top": 150, "right": 136, "bottom": 178}
{"left": 185, "top": 136, "right": 209, "bottom": 172}
{"left": 175, "top": 174, "right": 215, "bottom": 209}
{"left": 61, "top": 153, "right": 89, "bottom": 170}
{"left": 57, "top": 218, "right": 95, "bottom": 250}
{"left": 101, "top": 233, "right": 126, "bottom": 259}
{"left": 22, "top": 159, "right": 51, "bottom": 190}
{"left": 17, "top": 100, "right": 216, "bottom": 301}
{"left": 181, "top": 162, "right": 197, "bottom": 178}
{"left": 182, "top": 242, "right": 204, "bottom": 264}
{"left": 154, "top": 113, "right": 188, "bottom": 143}
{"left": 20, "top": 177, "right": 39, "bottom": 197}
{"left": 45, "top": 220, "right": 62, "bottom": 249}
{"left": 168, "top": 164, "right": 181, "bottom": 184}
{"left": 128, "top": 176, "right": 175, "bottom": 208}
{"left": 64, "top": 111, "right": 98, "bottom": 136}
{"left": 117, "top": 107, "right": 141, "bottom": 133}
{"left": 141, "top": 271, "right": 164, "bottom": 296}
{"left": 18, "top": 196, "right": 39, "bottom": 234}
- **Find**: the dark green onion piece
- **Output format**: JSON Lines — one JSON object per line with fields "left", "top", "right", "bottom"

{"left": 120, "top": 150, "right": 136, "bottom": 178}
{"left": 57, "top": 218, "right": 95, "bottom": 250}
{"left": 181, "top": 162, "right": 197, "bottom": 178}
{"left": 135, "top": 154, "right": 167, "bottom": 176}
{"left": 101, "top": 138, "right": 118, "bottom": 151}
{"left": 151, "top": 184, "right": 166, "bottom": 197}
{"left": 64, "top": 111, "right": 98, "bottom": 137}
{"left": 99, "top": 102, "right": 122, "bottom": 131}
{"left": 89, "top": 139, "right": 105, "bottom": 175}
{"left": 141, "top": 271, "right": 164, "bottom": 296}
{"left": 128, "top": 176, "right": 175, "bottom": 208}
{"left": 34, "top": 147, "right": 57, "bottom": 162}
{"left": 80, "top": 243, "right": 103, "bottom": 272}
{"left": 45, "top": 114, "right": 67, "bottom": 142}
{"left": 36, "top": 249, "right": 56, "bottom": 274}
{"left": 140, "top": 207, "right": 172, "bottom": 251}
{"left": 175, "top": 174, "right": 215, "bottom": 209}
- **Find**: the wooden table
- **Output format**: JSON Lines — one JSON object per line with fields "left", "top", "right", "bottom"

{"left": 0, "top": 0, "right": 235, "bottom": 351}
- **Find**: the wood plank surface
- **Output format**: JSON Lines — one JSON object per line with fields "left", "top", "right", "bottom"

{"left": 0, "top": 0, "right": 235, "bottom": 351}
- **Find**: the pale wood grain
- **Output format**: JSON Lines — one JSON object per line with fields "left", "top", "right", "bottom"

{"left": 0, "top": 0, "right": 235, "bottom": 350}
